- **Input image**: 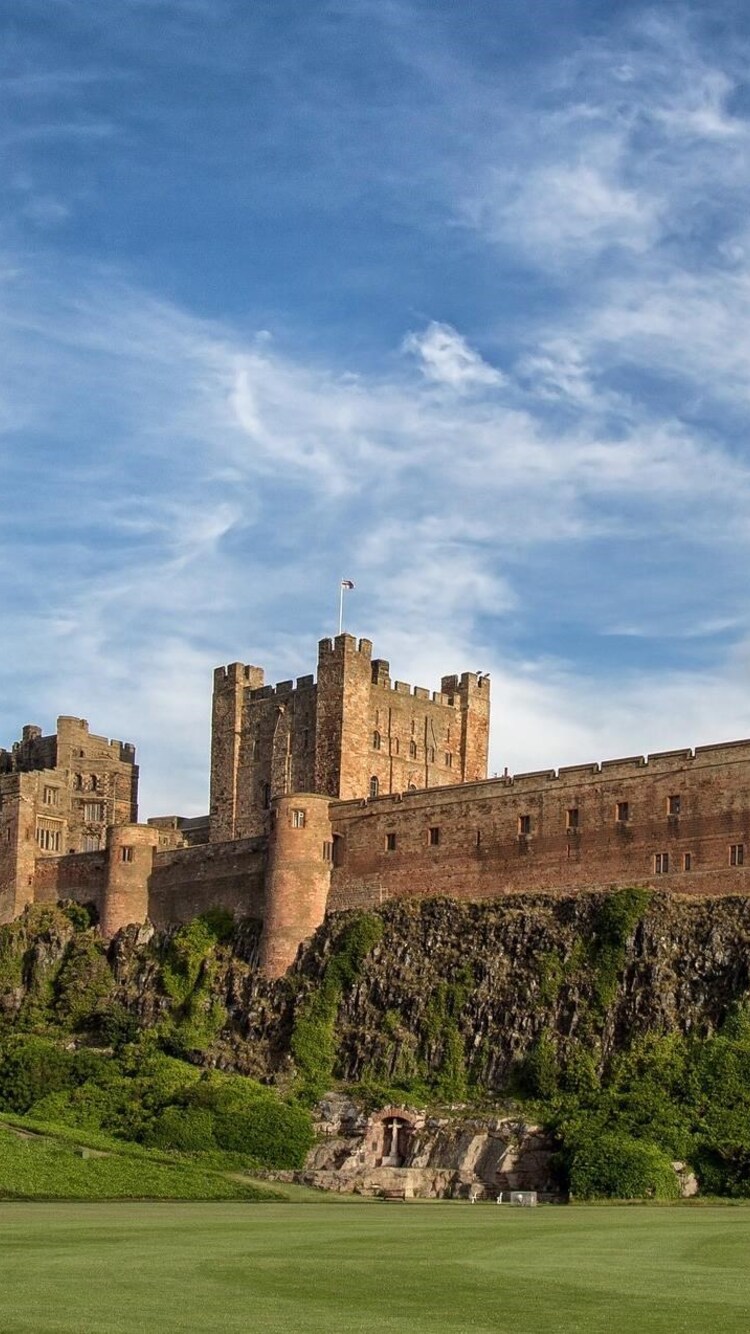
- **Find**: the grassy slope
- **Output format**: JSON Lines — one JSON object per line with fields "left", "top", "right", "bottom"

{"left": 0, "top": 1203, "right": 749, "bottom": 1333}
{"left": 0, "top": 1120, "right": 276, "bottom": 1202}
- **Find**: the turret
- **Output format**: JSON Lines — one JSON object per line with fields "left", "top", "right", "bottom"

{"left": 314, "top": 634, "right": 374, "bottom": 799}
{"left": 210, "top": 662, "right": 264, "bottom": 842}
{"left": 450, "top": 671, "right": 491, "bottom": 783}
{"left": 259, "top": 793, "right": 333, "bottom": 978}
{"left": 100, "top": 823, "right": 158, "bottom": 939}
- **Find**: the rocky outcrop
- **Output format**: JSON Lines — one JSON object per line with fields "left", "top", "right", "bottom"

{"left": 275, "top": 1094, "right": 561, "bottom": 1199}
{"left": 4, "top": 892, "right": 750, "bottom": 1094}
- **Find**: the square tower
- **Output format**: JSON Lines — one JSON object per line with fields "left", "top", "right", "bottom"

{"left": 208, "top": 634, "right": 490, "bottom": 842}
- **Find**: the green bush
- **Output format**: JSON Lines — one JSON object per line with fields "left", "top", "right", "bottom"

{"left": 212, "top": 1100, "right": 313, "bottom": 1168}
{"left": 60, "top": 902, "right": 95, "bottom": 931}
{"left": 520, "top": 1030, "right": 559, "bottom": 1100}
{"left": 0, "top": 1038, "right": 74, "bottom": 1114}
{"left": 186, "top": 1072, "right": 272, "bottom": 1114}
{"left": 147, "top": 1107, "right": 217, "bottom": 1152}
{"left": 55, "top": 934, "right": 113, "bottom": 1028}
{"left": 569, "top": 1131, "right": 679, "bottom": 1200}
{"left": 588, "top": 888, "right": 653, "bottom": 1010}
{"left": 86, "top": 1003, "right": 140, "bottom": 1048}
{"left": 178, "top": 1071, "right": 315, "bottom": 1169}
{"left": 326, "top": 913, "right": 383, "bottom": 989}
{"left": 290, "top": 978, "right": 340, "bottom": 1104}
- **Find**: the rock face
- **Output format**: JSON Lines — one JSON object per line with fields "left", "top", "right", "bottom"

{"left": 293, "top": 1096, "right": 561, "bottom": 1199}
{"left": 289, "top": 893, "right": 750, "bottom": 1093}
{"left": 5, "top": 892, "right": 750, "bottom": 1094}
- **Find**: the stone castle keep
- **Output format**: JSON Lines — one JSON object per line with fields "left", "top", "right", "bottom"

{"left": 2, "top": 632, "right": 750, "bottom": 976}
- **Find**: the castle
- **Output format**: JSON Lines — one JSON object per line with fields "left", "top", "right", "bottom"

{"left": 2, "top": 631, "right": 749, "bottom": 976}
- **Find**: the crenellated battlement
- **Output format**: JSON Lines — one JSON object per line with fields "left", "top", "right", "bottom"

{"left": 247, "top": 673, "right": 317, "bottom": 701}
{"left": 318, "top": 633, "right": 373, "bottom": 661}
{"left": 331, "top": 736, "right": 750, "bottom": 813}
{"left": 213, "top": 662, "right": 265, "bottom": 689}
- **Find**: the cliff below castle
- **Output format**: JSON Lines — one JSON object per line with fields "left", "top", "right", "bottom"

{"left": 1, "top": 890, "right": 748, "bottom": 1088}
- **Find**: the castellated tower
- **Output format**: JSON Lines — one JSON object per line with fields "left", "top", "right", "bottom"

{"left": 209, "top": 633, "right": 491, "bottom": 844}
{"left": 0, "top": 717, "right": 138, "bottom": 925}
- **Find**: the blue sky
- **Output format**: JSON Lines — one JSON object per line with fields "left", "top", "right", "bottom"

{"left": 3, "top": 0, "right": 750, "bottom": 815}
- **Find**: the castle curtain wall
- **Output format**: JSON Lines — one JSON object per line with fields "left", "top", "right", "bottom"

{"left": 328, "top": 741, "right": 750, "bottom": 910}
{"left": 146, "top": 839, "right": 266, "bottom": 928}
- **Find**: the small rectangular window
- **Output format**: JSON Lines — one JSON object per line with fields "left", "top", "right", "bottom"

{"left": 385, "top": 832, "right": 397, "bottom": 852}
{"left": 292, "top": 809, "right": 306, "bottom": 829}
{"left": 668, "top": 794, "right": 681, "bottom": 816}
{"left": 566, "top": 808, "right": 579, "bottom": 830}
{"left": 655, "top": 852, "right": 669, "bottom": 874}
{"left": 445, "top": 752, "right": 453, "bottom": 768}
{"left": 84, "top": 835, "right": 100, "bottom": 852}
{"left": 616, "top": 801, "right": 629, "bottom": 823}
{"left": 428, "top": 826, "right": 440, "bottom": 847}
{"left": 518, "top": 814, "right": 531, "bottom": 836}
{"left": 83, "top": 802, "right": 104, "bottom": 822}
{"left": 120, "top": 846, "right": 134, "bottom": 863}
{"left": 730, "top": 844, "right": 745, "bottom": 867}
{"left": 684, "top": 852, "right": 692, "bottom": 872}
{"left": 43, "top": 786, "right": 58, "bottom": 807}
{"left": 322, "top": 841, "right": 333, "bottom": 862}
{"left": 476, "top": 829, "right": 482, "bottom": 848}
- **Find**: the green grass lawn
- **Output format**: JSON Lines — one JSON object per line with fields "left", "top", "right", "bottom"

{"left": 0, "top": 1203, "right": 749, "bottom": 1333}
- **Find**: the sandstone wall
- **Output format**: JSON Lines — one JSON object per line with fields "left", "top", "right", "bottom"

{"left": 328, "top": 740, "right": 750, "bottom": 910}
{"left": 147, "top": 837, "right": 266, "bottom": 928}
{"left": 32, "top": 849, "right": 107, "bottom": 914}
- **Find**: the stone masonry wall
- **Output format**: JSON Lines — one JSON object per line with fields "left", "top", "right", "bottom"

{"left": 328, "top": 740, "right": 750, "bottom": 910}
{"left": 147, "top": 838, "right": 266, "bottom": 928}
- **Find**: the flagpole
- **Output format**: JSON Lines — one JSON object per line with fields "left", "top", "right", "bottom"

{"left": 338, "top": 579, "right": 355, "bottom": 634}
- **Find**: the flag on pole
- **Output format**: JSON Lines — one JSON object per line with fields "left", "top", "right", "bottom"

{"left": 338, "top": 579, "right": 355, "bottom": 633}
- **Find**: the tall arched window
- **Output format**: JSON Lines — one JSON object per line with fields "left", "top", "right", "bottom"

{"left": 372, "top": 731, "right": 381, "bottom": 750}
{"left": 369, "top": 776, "right": 379, "bottom": 799}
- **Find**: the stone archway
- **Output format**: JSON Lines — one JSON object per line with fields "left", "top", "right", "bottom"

{"left": 366, "top": 1106, "right": 423, "bottom": 1169}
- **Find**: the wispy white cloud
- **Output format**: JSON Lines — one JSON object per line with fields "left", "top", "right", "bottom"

{"left": 402, "top": 321, "right": 505, "bottom": 390}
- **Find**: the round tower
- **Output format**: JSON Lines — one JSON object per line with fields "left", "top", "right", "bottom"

{"left": 100, "top": 823, "right": 159, "bottom": 939}
{"left": 260, "top": 793, "right": 333, "bottom": 978}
